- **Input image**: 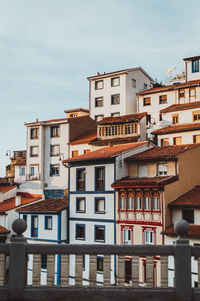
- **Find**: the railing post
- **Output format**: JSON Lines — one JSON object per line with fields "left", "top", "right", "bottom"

{"left": 8, "top": 219, "right": 27, "bottom": 300}
{"left": 174, "top": 220, "right": 192, "bottom": 301}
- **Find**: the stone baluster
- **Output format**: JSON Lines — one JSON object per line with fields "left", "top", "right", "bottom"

{"left": 146, "top": 256, "right": 154, "bottom": 287}
{"left": 32, "top": 254, "right": 41, "bottom": 286}
{"left": 89, "top": 255, "right": 96, "bottom": 286}
{"left": 47, "top": 255, "right": 55, "bottom": 286}
{"left": 75, "top": 255, "right": 83, "bottom": 286}
{"left": 118, "top": 256, "right": 125, "bottom": 286}
{"left": 103, "top": 255, "right": 110, "bottom": 286}
{"left": 131, "top": 255, "right": 139, "bottom": 287}
{"left": 160, "top": 256, "right": 168, "bottom": 288}
{"left": 61, "top": 255, "right": 69, "bottom": 287}
{"left": 0, "top": 254, "right": 6, "bottom": 286}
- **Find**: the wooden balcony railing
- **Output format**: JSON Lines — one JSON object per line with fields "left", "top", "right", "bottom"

{"left": 0, "top": 219, "right": 200, "bottom": 301}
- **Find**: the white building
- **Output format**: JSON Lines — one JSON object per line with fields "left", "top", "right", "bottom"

{"left": 20, "top": 112, "right": 96, "bottom": 197}
{"left": 162, "top": 185, "right": 200, "bottom": 288}
{"left": 88, "top": 67, "right": 154, "bottom": 121}
{"left": 63, "top": 141, "right": 153, "bottom": 285}
{"left": 184, "top": 55, "right": 200, "bottom": 82}
{"left": 153, "top": 101, "right": 200, "bottom": 146}
{"left": 17, "top": 198, "right": 68, "bottom": 285}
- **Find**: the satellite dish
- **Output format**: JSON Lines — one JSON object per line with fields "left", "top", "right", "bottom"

{"left": 166, "top": 67, "right": 177, "bottom": 75}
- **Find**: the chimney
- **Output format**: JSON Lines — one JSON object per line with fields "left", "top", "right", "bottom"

{"left": 15, "top": 195, "right": 21, "bottom": 206}
{"left": 97, "top": 72, "right": 100, "bottom": 75}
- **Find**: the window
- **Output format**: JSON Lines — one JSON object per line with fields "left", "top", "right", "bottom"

{"left": 132, "top": 79, "right": 136, "bottom": 88}
{"left": 144, "top": 230, "right": 154, "bottom": 245}
{"left": 192, "top": 59, "right": 199, "bottom": 73}
{"left": 69, "top": 113, "right": 77, "bottom": 118}
{"left": 84, "top": 149, "right": 90, "bottom": 154}
{"left": 193, "top": 111, "right": 200, "bottom": 122}
{"left": 97, "top": 256, "right": 103, "bottom": 272}
{"left": 193, "top": 135, "right": 200, "bottom": 144}
{"left": 30, "top": 128, "right": 39, "bottom": 139}
{"left": 19, "top": 167, "right": 25, "bottom": 176}
{"left": 95, "top": 97, "right": 103, "bottom": 107}
{"left": 31, "top": 216, "right": 38, "bottom": 238}
{"left": 157, "top": 163, "right": 167, "bottom": 176}
{"left": 76, "top": 198, "right": 86, "bottom": 213}
{"left": 173, "top": 137, "right": 182, "bottom": 145}
{"left": 95, "top": 80, "right": 103, "bottom": 90}
{"left": 76, "top": 224, "right": 85, "bottom": 240}
{"left": 111, "top": 112, "right": 120, "bottom": 117}
{"left": 123, "top": 228, "right": 131, "bottom": 245}
{"left": 190, "top": 87, "right": 196, "bottom": 98}
{"left": 143, "top": 97, "right": 151, "bottom": 106}
{"left": 95, "top": 198, "right": 105, "bottom": 213}
{"left": 153, "top": 193, "right": 160, "bottom": 210}
{"left": 72, "top": 150, "right": 79, "bottom": 158}
{"left": 50, "top": 126, "right": 60, "bottom": 138}
{"left": 30, "top": 166, "right": 35, "bottom": 176}
{"left": 45, "top": 216, "right": 52, "bottom": 230}
{"left": 95, "top": 226, "right": 105, "bottom": 242}
{"left": 144, "top": 193, "right": 151, "bottom": 210}
{"left": 111, "top": 77, "right": 120, "bottom": 87}
{"left": 50, "top": 145, "right": 60, "bottom": 156}
{"left": 144, "top": 83, "right": 147, "bottom": 90}
{"left": 179, "top": 89, "right": 185, "bottom": 99}
{"left": 77, "top": 168, "right": 85, "bottom": 191}
{"left": 95, "top": 115, "right": 104, "bottom": 122}
{"left": 159, "top": 95, "right": 167, "bottom": 104}
{"left": 50, "top": 164, "right": 60, "bottom": 176}
{"left": 23, "top": 214, "right": 27, "bottom": 223}
{"left": 182, "top": 210, "right": 194, "bottom": 224}
{"left": 111, "top": 94, "right": 120, "bottom": 105}
{"left": 138, "top": 165, "right": 147, "bottom": 177}
{"left": 136, "top": 192, "right": 142, "bottom": 210}
{"left": 172, "top": 114, "right": 179, "bottom": 124}
{"left": 128, "top": 193, "right": 134, "bottom": 210}
{"left": 41, "top": 254, "right": 47, "bottom": 269}
{"left": 95, "top": 167, "right": 105, "bottom": 190}
{"left": 161, "top": 138, "right": 169, "bottom": 147}
{"left": 30, "top": 146, "right": 39, "bottom": 157}
{"left": 146, "top": 114, "right": 151, "bottom": 125}
{"left": 119, "top": 193, "right": 126, "bottom": 210}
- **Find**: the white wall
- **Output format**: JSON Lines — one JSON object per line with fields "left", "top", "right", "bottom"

{"left": 157, "top": 130, "right": 200, "bottom": 146}
{"left": 186, "top": 60, "right": 200, "bottom": 81}
{"left": 0, "top": 186, "right": 17, "bottom": 202}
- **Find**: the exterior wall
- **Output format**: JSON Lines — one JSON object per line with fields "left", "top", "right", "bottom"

{"left": 127, "top": 161, "right": 176, "bottom": 178}
{"left": 89, "top": 70, "right": 153, "bottom": 120}
{"left": 14, "top": 165, "right": 26, "bottom": 184}
{"left": 162, "top": 105, "right": 200, "bottom": 125}
{"left": 164, "top": 146, "right": 200, "bottom": 227}
{"left": 0, "top": 187, "right": 17, "bottom": 202}
{"left": 70, "top": 143, "right": 100, "bottom": 158}
{"left": 185, "top": 60, "right": 200, "bottom": 81}
{"left": 157, "top": 130, "right": 200, "bottom": 146}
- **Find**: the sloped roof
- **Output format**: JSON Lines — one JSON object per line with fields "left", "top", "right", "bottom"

{"left": 97, "top": 113, "right": 147, "bottom": 125}
{"left": 162, "top": 225, "right": 200, "bottom": 238}
{"left": 169, "top": 186, "right": 200, "bottom": 208}
{"left": 137, "top": 79, "right": 200, "bottom": 96}
{"left": 0, "top": 185, "right": 16, "bottom": 193}
{"left": 89, "top": 136, "right": 140, "bottom": 146}
{"left": 125, "top": 145, "right": 198, "bottom": 162}
{"left": 63, "top": 141, "right": 148, "bottom": 163}
{"left": 152, "top": 123, "right": 200, "bottom": 135}
{"left": 0, "top": 226, "right": 10, "bottom": 234}
{"left": 112, "top": 176, "right": 178, "bottom": 188}
{"left": 17, "top": 198, "right": 68, "bottom": 213}
{"left": 160, "top": 101, "right": 200, "bottom": 114}
{"left": 0, "top": 193, "right": 42, "bottom": 212}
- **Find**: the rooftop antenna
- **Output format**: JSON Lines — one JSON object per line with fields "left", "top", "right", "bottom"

{"left": 165, "top": 67, "right": 177, "bottom": 82}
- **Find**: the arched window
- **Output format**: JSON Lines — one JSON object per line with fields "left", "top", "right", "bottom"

{"left": 144, "top": 192, "right": 151, "bottom": 210}
{"left": 119, "top": 192, "right": 126, "bottom": 210}
{"left": 128, "top": 192, "right": 134, "bottom": 210}
{"left": 136, "top": 191, "right": 142, "bottom": 210}
{"left": 152, "top": 192, "right": 160, "bottom": 210}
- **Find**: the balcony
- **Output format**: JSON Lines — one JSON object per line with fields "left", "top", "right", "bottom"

{"left": 26, "top": 173, "right": 41, "bottom": 181}
{"left": 0, "top": 219, "right": 200, "bottom": 301}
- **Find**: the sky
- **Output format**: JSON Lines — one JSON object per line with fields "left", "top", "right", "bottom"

{"left": 1, "top": 0, "right": 200, "bottom": 176}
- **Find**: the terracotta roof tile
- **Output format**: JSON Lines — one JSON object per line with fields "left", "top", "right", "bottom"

{"left": 70, "top": 130, "right": 97, "bottom": 145}
{"left": 17, "top": 198, "right": 68, "bottom": 213}
{"left": 161, "top": 101, "right": 200, "bottom": 114}
{"left": 0, "top": 226, "right": 10, "bottom": 234}
{"left": 63, "top": 141, "right": 148, "bottom": 163}
{"left": 112, "top": 176, "right": 178, "bottom": 188}
{"left": 169, "top": 186, "right": 200, "bottom": 208}
{"left": 89, "top": 136, "right": 140, "bottom": 146}
{"left": 0, "top": 185, "right": 17, "bottom": 193}
{"left": 137, "top": 79, "right": 200, "bottom": 96}
{"left": 152, "top": 123, "right": 200, "bottom": 135}
{"left": 162, "top": 224, "right": 200, "bottom": 238}
{"left": 125, "top": 145, "right": 198, "bottom": 162}
{"left": 97, "top": 113, "right": 147, "bottom": 125}
{"left": 0, "top": 194, "right": 42, "bottom": 212}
